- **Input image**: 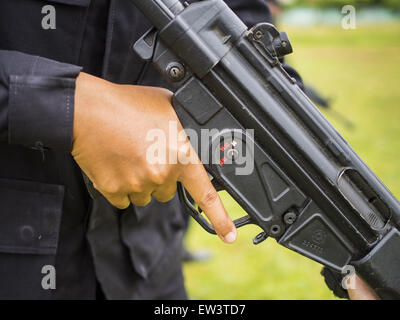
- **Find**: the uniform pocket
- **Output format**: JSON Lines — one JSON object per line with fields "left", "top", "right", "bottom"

{"left": 120, "top": 196, "right": 186, "bottom": 280}
{"left": 0, "top": 178, "right": 64, "bottom": 255}
{"left": 0, "top": 178, "right": 64, "bottom": 299}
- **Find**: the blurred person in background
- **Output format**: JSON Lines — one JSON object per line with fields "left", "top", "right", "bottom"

{"left": 266, "top": 0, "right": 283, "bottom": 22}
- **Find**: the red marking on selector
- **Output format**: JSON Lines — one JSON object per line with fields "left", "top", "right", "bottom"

{"left": 219, "top": 157, "right": 227, "bottom": 166}
{"left": 220, "top": 142, "right": 231, "bottom": 151}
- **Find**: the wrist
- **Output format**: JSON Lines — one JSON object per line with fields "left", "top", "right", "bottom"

{"left": 73, "top": 72, "right": 110, "bottom": 144}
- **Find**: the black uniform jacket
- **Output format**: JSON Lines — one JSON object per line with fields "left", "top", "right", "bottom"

{"left": 0, "top": 0, "right": 272, "bottom": 299}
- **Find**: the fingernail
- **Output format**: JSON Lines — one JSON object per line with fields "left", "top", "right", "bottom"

{"left": 223, "top": 231, "right": 237, "bottom": 244}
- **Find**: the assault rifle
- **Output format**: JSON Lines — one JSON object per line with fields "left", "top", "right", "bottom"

{"left": 129, "top": 0, "right": 400, "bottom": 299}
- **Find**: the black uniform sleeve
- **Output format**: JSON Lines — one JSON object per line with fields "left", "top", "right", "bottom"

{"left": 0, "top": 50, "right": 82, "bottom": 152}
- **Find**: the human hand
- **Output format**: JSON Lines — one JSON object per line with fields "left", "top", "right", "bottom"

{"left": 72, "top": 72, "right": 237, "bottom": 243}
{"left": 348, "top": 274, "right": 380, "bottom": 300}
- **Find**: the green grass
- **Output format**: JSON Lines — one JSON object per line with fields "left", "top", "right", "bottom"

{"left": 183, "top": 23, "right": 400, "bottom": 300}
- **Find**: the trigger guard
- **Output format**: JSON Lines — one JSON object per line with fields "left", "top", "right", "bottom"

{"left": 177, "top": 182, "right": 216, "bottom": 234}
{"left": 177, "top": 183, "right": 253, "bottom": 235}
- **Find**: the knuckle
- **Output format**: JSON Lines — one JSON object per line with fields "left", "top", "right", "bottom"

{"left": 132, "top": 197, "right": 152, "bottom": 207}
{"left": 100, "top": 182, "right": 121, "bottom": 196}
{"left": 199, "top": 188, "right": 219, "bottom": 209}
{"left": 115, "top": 203, "right": 129, "bottom": 210}
{"left": 149, "top": 168, "right": 168, "bottom": 186}
{"left": 154, "top": 192, "right": 175, "bottom": 203}
{"left": 153, "top": 184, "right": 177, "bottom": 203}
{"left": 127, "top": 181, "right": 144, "bottom": 193}
{"left": 110, "top": 199, "right": 129, "bottom": 210}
